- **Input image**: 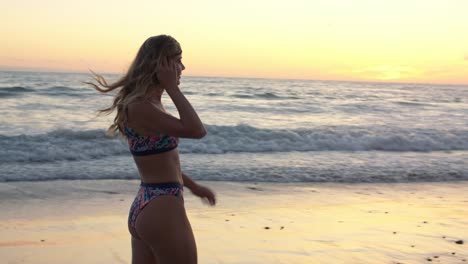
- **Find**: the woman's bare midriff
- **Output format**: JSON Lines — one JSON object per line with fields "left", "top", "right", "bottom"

{"left": 132, "top": 149, "right": 183, "bottom": 184}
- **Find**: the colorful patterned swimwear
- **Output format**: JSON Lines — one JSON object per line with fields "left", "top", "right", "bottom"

{"left": 128, "top": 182, "right": 184, "bottom": 239}
{"left": 123, "top": 124, "right": 179, "bottom": 156}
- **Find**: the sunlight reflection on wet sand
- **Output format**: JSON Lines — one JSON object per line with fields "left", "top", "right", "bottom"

{"left": 0, "top": 180, "right": 467, "bottom": 263}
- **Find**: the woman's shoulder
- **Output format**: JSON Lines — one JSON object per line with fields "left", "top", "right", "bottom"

{"left": 126, "top": 99, "right": 167, "bottom": 131}
{"left": 127, "top": 98, "right": 149, "bottom": 111}
{"left": 129, "top": 98, "right": 165, "bottom": 112}
{"left": 128, "top": 99, "right": 161, "bottom": 118}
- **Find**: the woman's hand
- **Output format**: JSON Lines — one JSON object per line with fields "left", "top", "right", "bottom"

{"left": 190, "top": 184, "right": 216, "bottom": 206}
{"left": 157, "top": 59, "right": 178, "bottom": 89}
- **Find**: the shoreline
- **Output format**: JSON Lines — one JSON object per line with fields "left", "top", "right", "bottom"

{"left": 1, "top": 180, "right": 467, "bottom": 263}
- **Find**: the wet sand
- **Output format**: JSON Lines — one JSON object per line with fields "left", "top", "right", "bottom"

{"left": 0, "top": 180, "right": 467, "bottom": 263}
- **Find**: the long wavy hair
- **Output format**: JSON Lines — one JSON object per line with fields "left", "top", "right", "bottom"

{"left": 86, "top": 35, "right": 182, "bottom": 136}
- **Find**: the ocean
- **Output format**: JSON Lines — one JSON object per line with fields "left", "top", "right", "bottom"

{"left": 0, "top": 71, "right": 467, "bottom": 183}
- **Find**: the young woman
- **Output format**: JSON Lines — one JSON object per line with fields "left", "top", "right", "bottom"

{"left": 88, "top": 35, "right": 216, "bottom": 264}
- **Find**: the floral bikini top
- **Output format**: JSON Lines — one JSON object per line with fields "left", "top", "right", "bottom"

{"left": 123, "top": 124, "right": 179, "bottom": 156}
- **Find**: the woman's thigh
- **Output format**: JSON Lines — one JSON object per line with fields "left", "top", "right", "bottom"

{"left": 132, "top": 236, "right": 158, "bottom": 264}
{"left": 135, "top": 195, "right": 197, "bottom": 264}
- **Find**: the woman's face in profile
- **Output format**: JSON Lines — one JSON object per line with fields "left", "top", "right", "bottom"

{"left": 173, "top": 54, "right": 185, "bottom": 84}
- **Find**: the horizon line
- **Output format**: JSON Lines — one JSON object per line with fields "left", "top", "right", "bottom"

{"left": 1, "top": 66, "right": 467, "bottom": 87}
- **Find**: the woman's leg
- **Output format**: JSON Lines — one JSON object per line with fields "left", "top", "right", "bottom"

{"left": 135, "top": 195, "right": 197, "bottom": 264}
{"left": 131, "top": 236, "right": 159, "bottom": 264}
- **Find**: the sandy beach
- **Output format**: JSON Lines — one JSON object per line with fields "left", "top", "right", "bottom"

{"left": 0, "top": 180, "right": 467, "bottom": 263}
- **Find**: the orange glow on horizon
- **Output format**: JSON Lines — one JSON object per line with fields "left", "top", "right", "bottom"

{"left": 1, "top": 0, "right": 467, "bottom": 85}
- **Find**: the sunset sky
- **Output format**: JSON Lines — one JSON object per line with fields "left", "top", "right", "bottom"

{"left": 1, "top": 0, "right": 467, "bottom": 84}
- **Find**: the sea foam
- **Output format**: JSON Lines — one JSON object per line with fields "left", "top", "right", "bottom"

{"left": 1, "top": 124, "right": 467, "bottom": 163}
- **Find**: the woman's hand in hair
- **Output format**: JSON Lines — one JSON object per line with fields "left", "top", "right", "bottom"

{"left": 157, "top": 58, "right": 179, "bottom": 90}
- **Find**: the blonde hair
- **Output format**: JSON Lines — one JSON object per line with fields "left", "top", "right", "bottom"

{"left": 86, "top": 35, "right": 182, "bottom": 136}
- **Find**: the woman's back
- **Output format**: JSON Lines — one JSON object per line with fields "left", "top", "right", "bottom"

{"left": 125, "top": 100, "right": 183, "bottom": 184}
